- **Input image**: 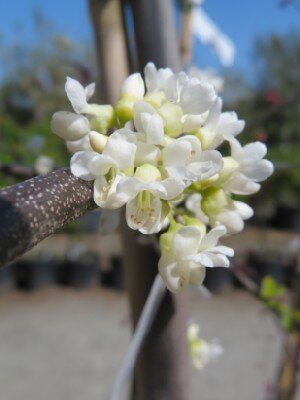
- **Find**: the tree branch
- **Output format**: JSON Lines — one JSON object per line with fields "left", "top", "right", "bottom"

{"left": 0, "top": 168, "right": 96, "bottom": 268}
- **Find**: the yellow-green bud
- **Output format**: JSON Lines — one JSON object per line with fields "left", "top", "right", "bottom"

{"left": 183, "top": 216, "right": 206, "bottom": 235}
{"left": 158, "top": 102, "right": 183, "bottom": 138}
{"left": 114, "top": 95, "right": 136, "bottom": 127}
{"left": 134, "top": 164, "right": 162, "bottom": 183}
{"left": 202, "top": 187, "right": 229, "bottom": 216}
{"left": 88, "top": 105, "right": 115, "bottom": 133}
{"left": 89, "top": 131, "right": 108, "bottom": 153}
{"left": 144, "top": 91, "right": 166, "bottom": 109}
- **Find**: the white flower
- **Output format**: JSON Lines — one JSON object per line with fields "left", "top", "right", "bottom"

{"left": 223, "top": 138, "right": 274, "bottom": 195}
{"left": 65, "top": 77, "right": 96, "bottom": 114}
{"left": 144, "top": 63, "right": 217, "bottom": 134}
{"left": 121, "top": 73, "right": 145, "bottom": 99}
{"left": 159, "top": 225, "right": 233, "bottom": 292}
{"left": 188, "top": 322, "right": 223, "bottom": 370}
{"left": 163, "top": 71, "right": 217, "bottom": 115}
{"left": 51, "top": 111, "right": 90, "bottom": 141}
{"left": 66, "top": 135, "right": 93, "bottom": 154}
{"left": 197, "top": 98, "right": 245, "bottom": 150}
{"left": 162, "top": 135, "right": 223, "bottom": 182}
{"left": 186, "top": 192, "right": 253, "bottom": 234}
{"left": 186, "top": 193, "right": 209, "bottom": 224}
{"left": 214, "top": 201, "right": 253, "bottom": 234}
{"left": 133, "top": 101, "right": 165, "bottom": 145}
{"left": 144, "top": 62, "right": 173, "bottom": 93}
{"left": 70, "top": 130, "right": 137, "bottom": 209}
{"left": 131, "top": 102, "right": 165, "bottom": 166}
{"left": 117, "top": 164, "right": 184, "bottom": 234}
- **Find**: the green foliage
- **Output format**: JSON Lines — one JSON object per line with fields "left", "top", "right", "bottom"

{"left": 260, "top": 276, "right": 300, "bottom": 332}
{"left": 234, "top": 33, "right": 300, "bottom": 209}
{"left": 0, "top": 115, "right": 69, "bottom": 187}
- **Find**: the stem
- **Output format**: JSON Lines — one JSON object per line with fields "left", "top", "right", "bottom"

{"left": 109, "top": 274, "right": 166, "bottom": 400}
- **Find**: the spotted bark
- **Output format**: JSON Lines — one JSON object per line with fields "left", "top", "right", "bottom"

{"left": 0, "top": 168, "right": 96, "bottom": 267}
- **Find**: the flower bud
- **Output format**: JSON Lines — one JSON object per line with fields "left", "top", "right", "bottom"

{"left": 88, "top": 105, "right": 115, "bottom": 133}
{"left": 183, "top": 216, "right": 206, "bottom": 235}
{"left": 121, "top": 73, "right": 145, "bottom": 99}
{"left": 66, "top": 135, "right": 92, "bottom": 154}
{"left": 158, "top": 102, "right": 183, "bottom": 138}
{"left": 202, "top": 188, "right": 229, "bottom": 216}
{"left": 115, "top": 97, "right": 136, "bottom": 127}
{"left": 89, "top": 131, "right": 108, "bottom": 153}
{"left": 134, "top": 164, "right": 162, "bottom": 183}
{"left": 51, "top": 111, "right": 90, "bottom": 141}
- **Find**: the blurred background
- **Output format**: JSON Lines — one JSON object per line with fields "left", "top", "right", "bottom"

{"left": 0, "top": 0, "right": 299, "bottom": 399}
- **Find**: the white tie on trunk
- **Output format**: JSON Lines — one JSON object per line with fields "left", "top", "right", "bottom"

{"left": 191, "top": 6, "right": 235, "bottom": 67}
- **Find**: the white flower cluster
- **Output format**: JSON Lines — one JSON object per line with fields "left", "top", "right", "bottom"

{"left": 51, "top": 62, "right": 273, "bottom": 293}
{"left": 188, "top": 322, "right": 223, "bottom": 370}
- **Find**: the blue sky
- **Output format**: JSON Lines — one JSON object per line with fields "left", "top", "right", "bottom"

{"left": 0, "top": 0, "right": 299, "bottom": 79}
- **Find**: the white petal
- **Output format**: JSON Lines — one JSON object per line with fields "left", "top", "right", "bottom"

{"left": 163, "top": 72, "right": 187, "bottom": 103}
{"left": 233, "top": 201, "right": 254, "bottom": 219}
{"left": 116, "top": 177, "right": 143, "bottom": 202}
{"left": 228, "top": 137, "right": 243, "bottom": 160}
{"left": 189, "top": 265, "right": 206, "bottom": 286}
{"left": 225, "top": 172, "right": 261, "bottom": 195}
{"left": 134, "top": 142, "right": 161, "bottom": 167}
{"left": 205, "top": 97, "right": 222, "bottom": 131}
{"left": 89, "top": 154, "right": 116, "bottom": 176}
{"left": 182, "top": 114, "right": 207, "bottom": 132}
{"left": 144, "top": 62, "right": 173, "bottom": 92}
{"left": 187, "top": 150, "right": 223, "bottom": 180}
{"left": 133, "top": 101, "right": 157, "bottom": 132}
{"left": 218, "top": 112, "right": 245, "bottom": 138}
{"left": 209, "top": 245, "right": 234, "bottom": 257}
{"left": 187, "top": 253, "right": 214, "bottom": 268}
{"left": 65, "top": 77, "right": 91, "bottom": 114}
{"left": 173, "top": 226, "right": 202, "bottom": 257}
{"left": 158, "top": 256, "right": 189, "bottom": 293}
{"left": 149, "top": 178, "right": 184, "bottom": 200}
{"left": 215, "top": 211, "right": 244, "bottom": 234}
{"left": 70, "top": 151, "right": 100, "bottom": 180}
{"left": 240, "top": 141, "right": 267, "bottom": 161}
{"left": 180, "top": 80, "right": 216, "bottom": 114}
{"left": 121, "top": 73, "right": 145, "bottom": 99}
{"left": 85, "top": 82, "right": 96, "bottom": 100}
{"left": 141, "top": 113, "right": 165, "bottom": 145}
{"left": 104, "top": 131, "right": 137, "bottom": 170}
{"left": 66, "top": 135, "right": 92, "bottom": 154}
{"left": 94, "top": 175, "right": 125, "bottom": 209}
{"left": 126, "top": 195, "right": 162, "bottom": 234}
{"left": 198, "top": 225, "right": 227, "bottom": 251}
{"left": 51, "top": 111, "right": 90, "bottom": 141}
{"left": 204, "top": 252, "right": 231, "bottom": 268}
{"left": 163, "top": 139, "right": 193, "bottom": 167}
{"left": 240, "top": 159, "right": 274, "bottom": 181}
{"left": 186, "top": 193, "right": 202, "bottom": 214}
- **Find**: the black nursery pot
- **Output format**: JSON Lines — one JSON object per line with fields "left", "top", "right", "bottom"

{"left": 270, "top": 204, "right": 300, "bottom": 231}
{"left": 100, "top": 256, "right": 124, "bottom": 290}
{"left": 69, "top": 260, "right": 99, "bottom": 289}
{"left": 13, "top": 260, "right": 55, "bottom": 291}
{"left": 0, "top": 264, "right": 14, "bottom": 292}
{"left": 248, "top": 253, "right": 284, "bottom": 285}
{"left": 203, "top": 267, "right": 233, "bottom": 293}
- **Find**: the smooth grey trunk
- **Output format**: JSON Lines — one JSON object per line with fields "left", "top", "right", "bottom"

{"left": 122, "top": 1, "right": 190, "bottom": 399}
{"left": 89, "top": 0, "right": 129, "bottom": 105}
